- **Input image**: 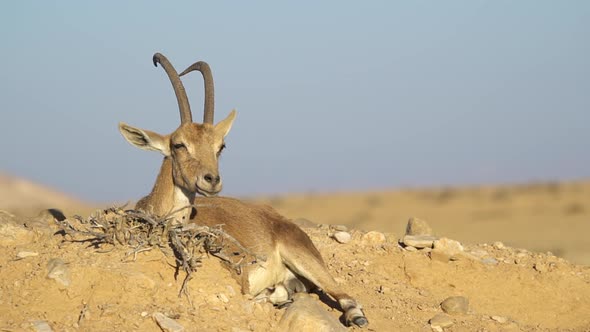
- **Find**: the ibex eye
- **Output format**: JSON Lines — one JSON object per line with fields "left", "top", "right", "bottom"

{"left": 173, "top": 143, "right": 186, "bottom": 149}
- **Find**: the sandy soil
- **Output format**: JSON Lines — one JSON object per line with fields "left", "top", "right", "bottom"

{"left": 1, "top": 175, "right": 590, "bottom": 331}
{"left": 254, "top": 180, "right": 590, "bottom": 266}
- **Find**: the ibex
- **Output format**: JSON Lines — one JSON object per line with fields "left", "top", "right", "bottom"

{"left": 118, "top": 53, "right": 368, "bottom": 328}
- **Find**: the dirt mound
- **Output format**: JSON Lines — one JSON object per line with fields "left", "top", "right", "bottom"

{"left": 1, "top": 208, "right": 589, "bottom": 331}
{"left": 0, "top": 172, "right": 94, "bottom": 217}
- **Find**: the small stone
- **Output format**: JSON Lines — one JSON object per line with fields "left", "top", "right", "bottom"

{"left": 226, "top": 285, "right": 236, "bottom": 297}
{"left": 504, "top": 258, "right": 516, "bottom": 264}
{"left": 31, "top": 320, "right": 53, "bottom": 332}
{"left": 17, "top": 251, "right": 39, "bottom": 259}
{"left": 206, "top": 294, "right": 221, "bottom": 304}
{"left": 481, "top": 257, "right": 499, "bottom": 265}
{"left": 470, "top": 249, "right": 489, "bottom": 258}
{"left": 361, "top": 231, "right": 386, "bottom": 244}
{"left": 378, "top": 285, "right": 391, "bottom": 295}
{"left": 141, "top": 311, "right": 149, "bottom": 317}
{"left": 46, "top": 258, "right": 71, "bottom": 287}
{"left": 433, "top": 238, "right": 464, "bottom": 256}
{"left": 293, "top": 218, "right": 317, "bottom": 229}
{"left": 0, "top": 216, "right": 35, "bottom": 246}
{"left": 534, "top": 262, "right": 548, "bottom": 273}
{"left": 491, "top": 315, "right": 508, "bottom": 324}
{"left": 330, "top": 224, "right": 348, "bottom": 232}
{"left": 278, "top": 293, "right": 347, "bottom": 332}
{"left": 429, "top": 313, "right": 454, "bottom": 328}
{"left": 493, "top": 241, "right": 506, "bottom": 250}
{"left": 406, "top": 217, "right": 433, "bottom": 236}
{"left": 402, "top": 235, "right": 437, "bottom": 249}
{"left": 404, "top": 245, "right": 418, "bottom": 252}
{"left": 331, "top": 231, "right": 351, "bottom": 244}
{"left": 153, "top": 312, "right": 184, "bottom": 332}
{"left": 440, "top": 296, "right": 469, "bottom": 315}
{"left": 217, "top": 293, "right": 230, "bottom": 303}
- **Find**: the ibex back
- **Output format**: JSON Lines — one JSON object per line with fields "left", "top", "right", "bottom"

{"left": 119, "top": 53, "right": 368, "bottom": 327}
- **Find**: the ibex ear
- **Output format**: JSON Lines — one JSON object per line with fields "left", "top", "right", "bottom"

{"left": 118, "top": 122, "right": 171, "bottom": 156}
{"left": 214, "top": 109, "right": 237, "bottom": 138}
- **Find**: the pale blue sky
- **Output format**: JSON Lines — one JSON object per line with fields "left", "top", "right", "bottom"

{"left": 1, "top": 1, "right": 588, "bottom": 203}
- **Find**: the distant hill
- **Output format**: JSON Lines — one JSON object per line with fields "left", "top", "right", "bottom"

{"left": 0, "top": 172, "right": 95, "bottom": 216}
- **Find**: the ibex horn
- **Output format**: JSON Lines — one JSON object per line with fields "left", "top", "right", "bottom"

{"left": 179, "top": 61, "right": 214, "bottom": 124}
{"left": 152, "top": 53, "right": 193, "bottom": 124}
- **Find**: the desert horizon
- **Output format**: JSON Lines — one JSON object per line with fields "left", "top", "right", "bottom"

{"left": 2, "top": 171, "right": 588, "bottom": 266}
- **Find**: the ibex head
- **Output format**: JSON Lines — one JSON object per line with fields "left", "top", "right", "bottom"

{"left": 119, "top": 53, "right": 236, "bottom": 198}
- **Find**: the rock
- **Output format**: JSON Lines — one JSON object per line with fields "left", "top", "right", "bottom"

{"left": 433, "top": 238, "right": 464, "bottom": 255}
{"left": 31, "top": 320, "right": 53, "bottom": 332}
{"left": 217, "top": 293, "right": 230, "bottom": 303}
{"left": 481, "top": 257, "right": 499, "bottom": 265}
{"left": 534, "top": 262, "right": 548, "bottom": 273}
{"left": 403, "top": 245, "right": 418, "bottom": 252}
{"left": 153, "top": 312, "right": 184, "bottom": 332}
{"left": 405, "top": 217, "right": 433, "bottom": 236}
{"left": 431, "top": 238, "right": 464, "bottom": 261}
{"left": 361, "top": 231, "right": 386, "bottom": 245}
{"left": 330, "top": 224, "right": 348, "bottom": 232}
{"left": 0, "top": 214, "right": 35, "bottom": 246}
{"left": 491, "top": 315, "right": 508, "bottom": 324}
{"left": 429, "top": 313, "right": 454, "bottom": 329}
{"left": 402, "top": 235, "right": 437, "bottom": 249}
{"left": 226, "top": 285, "right": 236, "bottom": 297}
{"left": 16, "top": 251, "right": 39, "bottom": 259}
{"left": 332, "top": 231, "right": 352, "bottom": 244}
{"left": 47, "top": 258, "right": 71, "bottom": 287}
{"left": 493, "top": 241, "right": 506, "bottom": 250}
{"left": 470, "top": 249, "right": 489, "bottom": 258}
{"left": 278, "top": 293, "right": 347, "bottom": 332}
{"left": 440, "top": 296, "right": 469, "bottom": 315}
{"left": 293, "top": 218, "right": 317, "bottom": 229}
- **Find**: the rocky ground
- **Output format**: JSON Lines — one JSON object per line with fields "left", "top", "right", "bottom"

{"left": 1, "top": 207, "right": 589, "bottom": 332}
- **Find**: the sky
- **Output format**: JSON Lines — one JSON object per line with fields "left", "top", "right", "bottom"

{"left": 0, "top": 1, "right": 589, "bottom": 203}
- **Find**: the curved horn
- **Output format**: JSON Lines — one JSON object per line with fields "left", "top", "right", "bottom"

{"left": 179, "top": 61, "right": 214, "bottom": 124}
{"left": 152, "top": 53, "right": 193, "bottom": 124}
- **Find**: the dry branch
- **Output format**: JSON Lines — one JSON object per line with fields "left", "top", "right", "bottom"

{"left": 55, "top": 205, "right": 262, "bottom": 300}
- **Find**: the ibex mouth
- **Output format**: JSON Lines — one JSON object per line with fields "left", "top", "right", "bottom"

{"left": 196, "top": 185, "right": 220, "bottom": 198}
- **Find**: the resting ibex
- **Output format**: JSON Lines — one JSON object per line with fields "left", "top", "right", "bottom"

{"left": 119, "top": 53, "right": 368, "bottom": 327}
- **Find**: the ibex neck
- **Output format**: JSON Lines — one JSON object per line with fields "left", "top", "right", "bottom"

{"left": 138, "top": 157, "right": 195, "bottom": 223}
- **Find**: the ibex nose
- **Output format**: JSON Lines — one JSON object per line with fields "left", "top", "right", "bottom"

{"left": 204, "top": 174, "right": 221, "bottom": 186}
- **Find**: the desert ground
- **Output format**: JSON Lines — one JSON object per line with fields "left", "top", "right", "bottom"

{"left": 1, "top": 173, "right": 589, "bottom": 331}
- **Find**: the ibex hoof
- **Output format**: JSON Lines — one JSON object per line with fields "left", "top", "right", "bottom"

{"left": 345, "top": 307, "right": 369, "bottom": 328}
{"left": 350, "top": 316, "right": 369, "bottom": 328}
